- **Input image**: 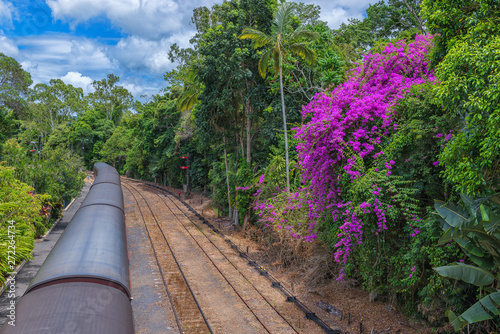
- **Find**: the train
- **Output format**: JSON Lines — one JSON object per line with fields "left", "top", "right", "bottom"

{"left": 0, "top": 163, "right": 134, "bottom": 334}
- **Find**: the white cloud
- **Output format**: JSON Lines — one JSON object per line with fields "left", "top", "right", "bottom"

{"left": 121, "top": 79, "right": 165, "bottom": 99}
{"left": 0, "top": 33, "right": 19, "bottom": 56}
{"left": 113, "top": 30, "right": 194, "bottom": 73}
{"left": 121, "top": 82, "right": 144, "bottom": 97}
{"left": 46, "top": 0, "right": 211, "bottom": 39}
{"left": 14, "top": 35, "right": 117, "bottom": 85}
{"left": 69, "top": 39, "right": 118, "bottom": 71}
{"left": 292, "top": 0, "right": 372, "bottom": 29}
{"left": 60, "top": 71, "right": 95, "bottom": 94}
{"left": 0, "top": 0, "right": 14, "bottom": 28}
{"left": 320, "top": 7, "right": 364, "bottom": 29}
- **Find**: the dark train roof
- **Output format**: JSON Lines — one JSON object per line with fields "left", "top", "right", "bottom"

{"left": 93, "top": 162, "right": 118, "bottom": 175}
{"left": 0, "top": 282, "right": 134, "bottom": 334}
{"left": 81, "top": 182, "right": 124, "bottom": 212}
{"left": 92, "top": 171, "right": 122, "bottom": 187}
{"left": 26, "top": 205, "right": 131, "bottom": 298}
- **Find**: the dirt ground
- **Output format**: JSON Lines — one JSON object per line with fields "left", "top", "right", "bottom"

{"left": 175, "top": 188, "right": 438, "bottom": 334}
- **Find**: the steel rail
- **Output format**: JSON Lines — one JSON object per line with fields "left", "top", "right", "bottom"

{"left": 122, "top": 182, "right": 213, "bottom": 334}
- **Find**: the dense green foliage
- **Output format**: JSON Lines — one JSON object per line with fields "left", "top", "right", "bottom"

{"left": 422, "top": 0, "right": 500, "bottom": 195}
{"left": 0, "top": 166, "right": 48, "bottom": 286}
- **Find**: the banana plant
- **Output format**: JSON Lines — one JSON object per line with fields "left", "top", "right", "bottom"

{"left": 433, "top": 193, "right": 500, "bottom": 330}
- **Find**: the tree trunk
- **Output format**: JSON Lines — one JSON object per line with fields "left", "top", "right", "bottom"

{"left": 240, "top": 126, "right": 245, "bottom": 160}
{"left": 223, "top": 136, "right": 232, "bottom": 216}
{"left": 243, "top": 212, "right": 250, "bottom": 231}
{"left": 233, "top": 208, "right": 239, "bottom": 225}
{"left": 280, "top": 66, "right": 291, "bottom": 193}
{"left": 246, "top": 113, "right": 251, "bottom": 164}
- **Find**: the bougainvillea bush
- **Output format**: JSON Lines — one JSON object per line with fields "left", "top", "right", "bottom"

{"left": 257, "top": 35, "right": 467, "bottom": 322}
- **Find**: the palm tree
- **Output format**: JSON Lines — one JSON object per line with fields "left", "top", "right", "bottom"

{"left": 239, "top": 2, "right": 319, "bottom": 192}
{"left": 176, "top": 66, "right": 202, "bottom": 112}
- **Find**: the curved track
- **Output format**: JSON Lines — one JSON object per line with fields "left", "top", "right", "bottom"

{"left": 122, "top": 179, "right": 325, "bottom": 333}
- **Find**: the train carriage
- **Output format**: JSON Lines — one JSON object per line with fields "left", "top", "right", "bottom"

{"left": 0, "top": 163, "right": 134, "bottom": 334}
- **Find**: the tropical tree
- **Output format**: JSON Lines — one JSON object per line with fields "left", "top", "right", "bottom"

{"left": 88, "top": 74, "right": 133, "bottom": 124}
{"left": 0, "top": 53, "right": 32, "bottom": 142}
{"left": 434, "top": 194, "right": 500, "bottom": 330}
{"left": 239, "top": 1, "right": 319, "bottom": 192}
{"left": 421, "top": 0, "right": 500, "bottom": 195}
{"left": 0, "top": 53, "right": 32, "bottom": 117}
{"left": 30, "top": 79, "right": 85, "bottom": 133}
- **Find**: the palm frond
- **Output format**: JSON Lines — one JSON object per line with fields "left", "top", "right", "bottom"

{"left": 185, "top": 66, "right": 199, "bottom": 82}
{"left": 289, "top": 43, "right": 317, "bottom": 65}
{"left": 239, "top": 28, "right": 272, "bottom": 48}
{"left": 177, "top": 92, "right": 199, "bottom": 112}
{"left": 258, "top": 49, "right": 273, "bottom": 79}
{"left": 177, "top": 83, "right": 202, "bottom": 111}
{"left": 274, "top": 2, "right": 295, "bottom": 35}
{"left": 289, "top": 26, "right": 320, "bottom": 43}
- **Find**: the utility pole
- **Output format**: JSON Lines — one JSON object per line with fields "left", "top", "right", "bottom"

{"left": 38, "top": 135, "right": 42, "bottom": 160}
{"left": 181, "top": 155, "right": 189, "bottom": 195}
{"left": 81, "top": 136, "right": 85, "bottom": 167}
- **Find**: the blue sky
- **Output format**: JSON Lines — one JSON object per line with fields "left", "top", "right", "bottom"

{"left": 0, "top": 0, "right": 373, "bottom": 98}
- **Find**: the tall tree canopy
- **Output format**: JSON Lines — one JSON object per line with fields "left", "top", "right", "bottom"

{"left": 422, "top": 0, "right": 500, "bottom": 194}
{"left": 88, "top": 74, "right": 133, "bottom": 124}
{"left": 0, "top": 53, "right": 32, "bottom": 117}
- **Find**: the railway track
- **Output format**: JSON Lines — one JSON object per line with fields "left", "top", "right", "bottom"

{"left": 123, "top": 179, "right": 341, "bottom": 334}
{"left": 122, "top": 183, "right": 212, "bottom": 333}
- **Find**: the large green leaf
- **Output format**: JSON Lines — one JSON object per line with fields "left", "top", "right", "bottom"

{"left": 434, "top": 263, "right": 495, "bottom": 287}
{"left": 447, "top": 310, "right": 467, "bottom": 330}
{"left": 461, "top": 249, "right": 495, "bottom": 270}
{"left": 463, "top": 228, "right": 500, "bottom": 258}
{"left": 438, "top": 227, "right": 453, "bottom": 245}
{"left": 460, "top": 193, "right": 479, "bottom": 218}
{"left": 454, "top": 238, "right": 485, "bottom": 257}
{"left": 480, "top": 204, "right": 490, "bottom": 222}
{"left": 434, "top": 200, "right": 470, "bottom": 228}
{"left": 481, "top": 205, "right": 500, "bottom": 234}
{"left": 460, "top": 291, "right": 500, "bottom": 325}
